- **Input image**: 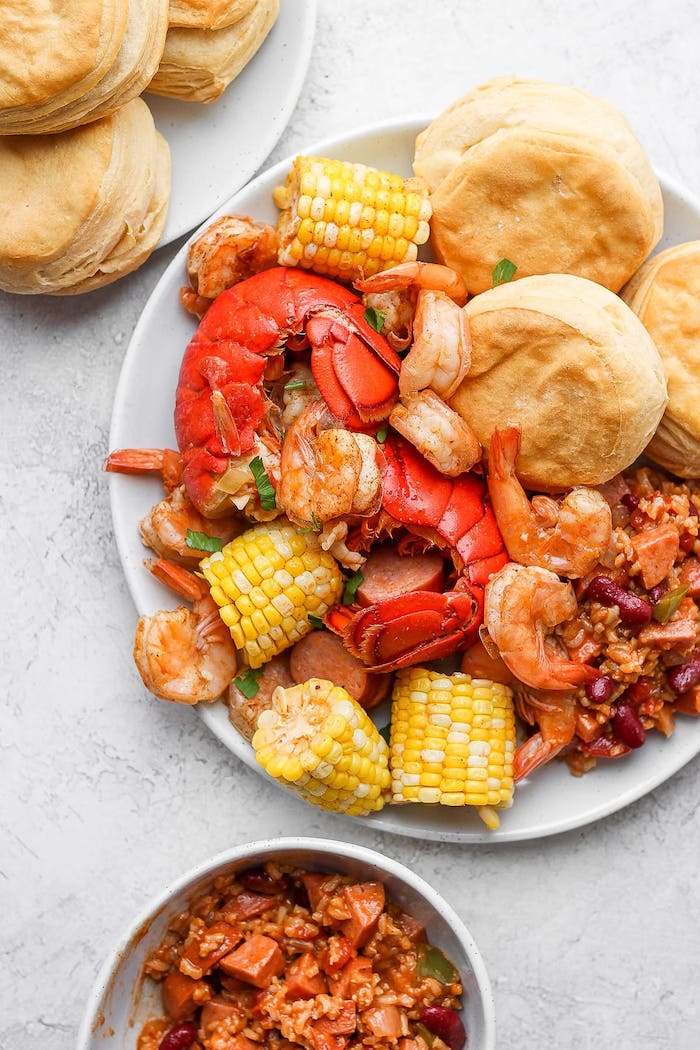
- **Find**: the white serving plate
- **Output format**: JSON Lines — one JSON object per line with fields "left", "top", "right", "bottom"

{"left": 77, "top": 838, "right": 495, "bottom": 1050}
{"left": 149, "top": 0, "right": 316, "bottom": 245}
{"left": 109, "top": 116, "right": 700, "bottom": 843}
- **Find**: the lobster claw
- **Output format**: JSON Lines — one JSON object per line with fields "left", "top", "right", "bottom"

{"left": 338, "top": 589, "right": 481, "bottom": 672}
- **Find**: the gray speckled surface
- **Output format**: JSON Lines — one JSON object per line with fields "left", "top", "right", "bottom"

{"left": 2, "top": 2, "right": 700, "bottom": 1047}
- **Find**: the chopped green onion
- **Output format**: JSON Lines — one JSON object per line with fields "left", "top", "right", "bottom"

{"left": 416, "top": 945, "right": 458, "bottom": 985}
{"left": 492, "top": 258, "right": 517, "bottom": 287}
{"left": 250, "top": 456, "right": 276, "bottom": 510}
{"left": 185, "top": 529, "right": 223, "bottom": 553}
{"left": 308, "top": 613, "right": 325, "bottom": 629}
{"left": 342, "top": 570, "right": 364, "bottom": 606}
{"left": 284, "top": 379, "right": 307, "bottom": 391}
{"left": 233, "top": 667, "right": 263, "bottom": 698}
{"left": 376, "top": 426, "right": 388, "bottom": 443}
{"left": 416, "top": 1024, "right": 434, "bottom": 1047}
{"left": 364, "top": 305, "right": 385, "bottom": 332}
{"left": 378, "top": 724, "right": 391, "bottom": 745}
{"left": 652, "top": 582, "right": 689, "bottom": 624}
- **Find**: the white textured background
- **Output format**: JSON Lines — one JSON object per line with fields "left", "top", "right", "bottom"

{"left": 2, "top": 1, "right": 700, "bottom": 1047}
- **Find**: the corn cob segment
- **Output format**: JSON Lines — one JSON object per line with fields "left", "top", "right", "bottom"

{"left": 274, "top": 156, "right": 432, "bottom": 282}
{"left": 200, "top": 521, "right": 343, "bottom": 668}
{"left": 389, "top": 668, "right": 516, "bottom": 829}
{"left": 252, "top": 678, "right": 391, "bottom": 815}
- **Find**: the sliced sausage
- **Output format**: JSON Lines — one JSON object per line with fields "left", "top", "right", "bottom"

{"left": 290, "top": 632, "right": 391, "bottom": 710}
{"left": 198, "top": 997, "right": 243, "bottom": 1035}
{"left": 219, "top": 934, "right": 285, "bottom": 988}
{"left": 227, "top": 654, "right": 294, "bottom": 740}
{"left": 179, "top": 922, "right": 243, "bottom": 980}
{"left": 679, "top": 556, "right": 700, "bottom": 596}
{"left": 222, "top": 890, "right": 278, "bottom": 921}
{"left": 328, "top": 956, "right": 373, "bottom": 999}
{"left": 340, "top": 882, "right": 385, "bottom": 948}
{"left": 285, "top": 952, "right": 328, "bottom": 1000}
{"left": 630, "top": 523, "right": 679, "bottom": 588}
{"left": 356, "top": 547, "right": 444, "bottom": 607}
{"left": 162, "top": 971, "right": 210, "bottom": 1022}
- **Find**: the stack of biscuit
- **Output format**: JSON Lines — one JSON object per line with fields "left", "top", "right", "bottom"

{"left": 149, "top": 0, "right": 279, "bottom": 102}
{"left": 0, "top": 0, "right": 171, "bottom": 295}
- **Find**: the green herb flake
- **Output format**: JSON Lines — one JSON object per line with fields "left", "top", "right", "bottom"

{"left": 250, "top": 455, "right": 277, "bottom": 510}
{"left": 364, "top": 305, "right": 385, "bottom": 333}
{"left": 492, "top": 258, "right": 517, "bottom": 287}
{"left": 185, "top": 529, "right": 223, "bottom": 553}
{"left": 342, "top": 570, "right": 364, "bottom": 606}
{"left": 378, "top": 723, "right": 391, "bottom": 745}
{"left": 376, "top": 426, "right": 388, "bottom": 443}
{"left": 652, "top": 582, "right": 689, "bottom": 624}
{"left": 233, "top": 667, "right": 263, "bottom": 699}
{"left": 311, "top": 511, "right": 321, "bottom": 531}
{"left": 416, "top": 945, "right": 458, "bottom": 985}
{"left": 284, "top": 379, "right": 307, "bottom": 391}
{"left": 307, "top": 613, "right": 325, "bottom": 629}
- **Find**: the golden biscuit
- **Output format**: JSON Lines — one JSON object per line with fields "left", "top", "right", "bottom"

{"left": 168, "top": 0, "right": 258, "bottom": 30}
{"left": 449, "top": 273, "right": 668, "bottom": 489}
{"left": 622, "top": 241, "right": 700, "bottom": 476}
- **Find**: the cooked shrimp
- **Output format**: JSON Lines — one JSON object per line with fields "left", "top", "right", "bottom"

{"left": 228, "top": 653, "right": 293, "bottom": 740}
{"left": 139, "top": 486, "right": 241, "bottom": 564}
{"left": 487, "top": 424, "right": 612, "bottom": 578}
{"left": 389, "top": 389, "right": 481, "bottom": 477}
{"left": 133, "top": 560, "right": 237, "bottom": 704}
{"left": 399, "top": 290, "right": 472, "bottom": 399}
{"left": 104, "top": 448, "right": 183, "bottom": 492}
{"left": 355, "top": 262, "right": 467, "bottom": 354}
{"left": 278, "top": 401, "right": 381, "bottom": 528}
{"left": 279, "top": 363, "right": 320, "bottom": 429}
{"left": 484, "top": 562, "right": 599, "bottom": 690}
{"left": 180, "top": 214, "right": 279, "bottom": 316}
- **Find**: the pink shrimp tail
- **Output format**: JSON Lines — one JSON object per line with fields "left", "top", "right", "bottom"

{"left": 489, "top": 424, "right": 521, "bottom": 479}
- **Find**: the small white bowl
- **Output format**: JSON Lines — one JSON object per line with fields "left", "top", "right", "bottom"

{"left": 78, "top": 837, "right": 496, "bottom": 1050}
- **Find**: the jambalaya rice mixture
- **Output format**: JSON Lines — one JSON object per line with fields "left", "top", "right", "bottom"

{"left": 138, "top": 863, "right": 465, "bottom": 1050}
{"left": 516, "top": 466, "right": 700, "bottom": 776}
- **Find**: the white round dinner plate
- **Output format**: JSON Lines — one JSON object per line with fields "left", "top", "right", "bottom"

{"left": 149, "top": 0, "right": 316, "bottom": 245}
{"left": 109, "top": 116, "right": 700, "bottom": 843}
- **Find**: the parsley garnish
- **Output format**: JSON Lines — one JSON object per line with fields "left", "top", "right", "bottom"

{"left": 250, "top": 456, "right": 276, "bottom": 510}
{"left": 364, "top": 305, "right": 385, "bottom": 333}
{"left": 308, "top": 613, "right": 325, "bottom": 629}
{"left": 185, "top": 529, "right": 223, "bottom": 553}
{"left": 492, "top": 258, "right": 517, "bottom": 287}
{"left": 376, "top": 426, "right": 388, "bottom": 443}
{"left": 284, "top": 379, "right": 307, "bottom": 391}
{"left": 233, "top": 667, "right": 263, "bottom": 699}
{"left": 342, "top": 570, "right": 364, "bottom": 606}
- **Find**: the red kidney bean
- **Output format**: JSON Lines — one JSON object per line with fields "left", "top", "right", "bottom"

{"left": 668, "top": 657, "right": 700, "bottom": 695}
{"left": 585, "top": 675, "right": 613, "bottom": 703}
{"left": 611, "top": 699, "right": 646, "bottom": 749}
{"left": 586, "top": 576, "right": 652, "bottom": 626}
{"left": 420, "top": 1006, "right": 467, "bottom": 1050}
{"left": 159, "top": 1024, "right": 197, "bottom": 1050}
{"left": 241, "top": 868, "right": 290, "bottom": 894}
{"left": 621, "top": 493, "right": 640, "bottom": 511}
{"left": 648, "top": 582, "right": 667, "bottom": 604}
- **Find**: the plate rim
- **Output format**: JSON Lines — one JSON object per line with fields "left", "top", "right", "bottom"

{"left": 109, "top": 114, "right": 700, "bottom": 843}
{"left": 154, "top": 0, "right": 318, "bottom": 245}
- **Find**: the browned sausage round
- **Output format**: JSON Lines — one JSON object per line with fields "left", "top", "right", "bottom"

{"left": 227, "top": 653, "right": 294, "bottom": 740}
{"left": 290, "top": 631, "right": 392, "bottom": 710}
{"left": 357, "top": 547, "right": 445, "bottom": 607}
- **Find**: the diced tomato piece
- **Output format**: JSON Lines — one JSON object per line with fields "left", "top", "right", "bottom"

{"left": 162, "top": 971, "right": 210, "bottom": 1022}
{"left": 285, "top": 952, "right": 328, "bottom": 1000}
{"left": 321, "top": 936, "right": 356, "bottom": 975}
{"left": 219, "top": 934, "right": 285, "bottom": 988}
{"left": 328, "top": 956, "right": 373, "bottom": 999}
{"left": 180, "top": 922, "right": 243, "bottom": 979}
{"left": 362, "top": 1005, "right": 405, "bottom": 1039}
{"left": 340, "top": 883, "right": 385, "bottom": 948}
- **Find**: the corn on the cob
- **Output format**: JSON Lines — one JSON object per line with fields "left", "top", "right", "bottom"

{"left": 389, "top": 668, "right": 516, "bottom": 829}
{"left": 200, "top": 521, "right": 343, "bottom": 669}
{"left": 273, "top": 156, "right": 432, "bottom": 282}
{"left": 252, "top": 678, "right": 391, "bottom": 815}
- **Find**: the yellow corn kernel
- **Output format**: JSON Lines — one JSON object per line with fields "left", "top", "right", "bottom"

{"left": 200, "top": 521, "right": 343, "bottom": 669}
{"left": 388, "top": 667, "right": 516, "bottom": 829}
{"left": 252, "top": 679, "right": 391, "bottom": 816}
{"left": 275, "top": 156, "right": 432, "bottom": 281}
